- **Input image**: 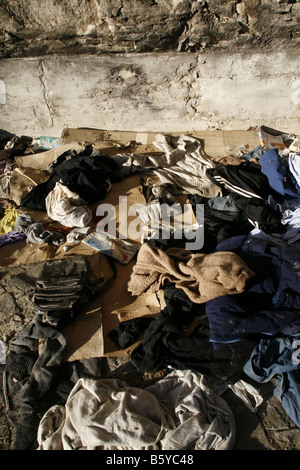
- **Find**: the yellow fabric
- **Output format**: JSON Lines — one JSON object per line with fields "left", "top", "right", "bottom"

{"left": 0, "top": 207, "right": 20, "bottom": 235}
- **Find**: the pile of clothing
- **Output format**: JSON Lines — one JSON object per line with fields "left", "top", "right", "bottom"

{"left": 111, "top": 127, "right": 300, "bottom": 430}
{"left": 20, "top": 145, "right": 123, "bottom": 211}
{"left": 2, "top": 125, "right": 300, "bottom": 450}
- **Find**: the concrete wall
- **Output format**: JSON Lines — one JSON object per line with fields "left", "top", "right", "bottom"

{"left": 1, "top": 51, "right": 300, "bottom": 137}
{"left": 1, "top": 0, "right": 300, "bottom": 137}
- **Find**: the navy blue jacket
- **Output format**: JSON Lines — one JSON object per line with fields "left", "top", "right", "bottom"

{"left": 205, "top": 234, "right": 300, "bottom": 348}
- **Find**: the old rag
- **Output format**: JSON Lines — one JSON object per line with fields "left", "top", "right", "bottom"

{"left": 37, "top": 369, "right": 236, "bottom": 450}
{"left": 127, "top": 243, "right": 255, "bottom": 304}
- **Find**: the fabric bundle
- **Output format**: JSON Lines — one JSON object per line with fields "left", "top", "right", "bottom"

{"left": 0, "top": 230, "right": 26, "bottom": 247}
{"left": 0, "top": 206, "right": 20, "bottom": 235}
{"left": 36, "top": 369, "right": 236, "bottom": 451}
{"left": 127, "top": 242, "right": 255, "bottom": 304}
{"left": 244, "top": 335, "right": 300, "bottom": 428}
{"left": 205, "top": 232, "right": 300, "bottom": 349}
{"left": 13, "top": 213, "right": 66, "bottom": 246}
{"left": 20, "top": 148, "right": 123, "bottom": 211}
{"left": 153, "top": 134, "right": 221, "bottom": 197}
{"left": 45, "top": 182, "right": 92, "bottom": 228}
{"left": 33, "top": 256, "right": 93, "bottom": 326}
{"left": 259, "top": 148, "right": 300, "bottom": 199}
{"left": 206, "top": 161, "right": 286, "bottom": 233}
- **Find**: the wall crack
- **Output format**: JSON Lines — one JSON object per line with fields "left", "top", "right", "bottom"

{"left": 38, "top": 59, "right": 54, "bottom": 127}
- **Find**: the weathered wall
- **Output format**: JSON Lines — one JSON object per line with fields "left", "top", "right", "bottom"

{"left": 0, "top": 0, "right": 300, "bottom": 136}
{"left": 1, "top": 0, "right": 300, "bottom": 57}
{"left": 1, "top": 51, "right": 300, "bottom": 137}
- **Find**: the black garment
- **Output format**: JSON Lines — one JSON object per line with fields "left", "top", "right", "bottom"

{"left": 4, "top": 313, "right": 68, "bottom": 450}
{"left": 130, "top": 287, "right": 200, "bottom": 373}
{"left": 33, "top": 255, "right": 117, "bottom": 327}
{"left": 188, "top": 194, "right": 253, "bottom": 253}
{"left": 0, "top": 129, "right": 15, "bottom": 149}
{"left": 232, "top": 194, "right": 286, "bottom": 234}
{"left": 108, "top": 317, "right": 154, "bottom": 350}
{"left": 126, "top": 287, "right": 256, "bottom": 383}
{"left": 145, "top": 236, "right": 192, "bottom": 251}
{"left": 20, "top": 147, "right": 123, "bottom": 211}
{"left": 206, "top": 162, "right": 278, "bottom": 200}
{"left": 0, "top": 129, "right": 33, "bottom": 156}
{"left": 205, "top": 162, "right": 286, "bottom": 234}
{"left": 47, "top": 147, "right": 85, "bottom": 172}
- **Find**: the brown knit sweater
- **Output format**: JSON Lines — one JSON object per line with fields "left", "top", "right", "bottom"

{"left": 127, "top": 243, "right": 255, "bottom": 304}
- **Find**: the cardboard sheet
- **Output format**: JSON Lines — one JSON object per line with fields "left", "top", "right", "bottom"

{"left": 14, "top": 142, "right": 85, "bottom": 170}
{"left": 63, "top": 305, "right": 104, "bottom": 362}
{"left": 61, "top": 127, "right": 260, "bottom": 158}
{"left": 112, "top": 291, "right": 165, "bottom": 322}
{"left": 9, "top": 167, "right": 49, "bottom": 206}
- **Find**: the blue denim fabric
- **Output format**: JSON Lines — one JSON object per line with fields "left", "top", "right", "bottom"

{"left": 260, "top": 148, "right": 300, "bottom": 199}
{"left": 244, "top": 336, "right": 300, "bottom": 428}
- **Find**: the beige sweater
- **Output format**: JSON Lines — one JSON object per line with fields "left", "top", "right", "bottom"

{"left": 128, "top": 243, "right": 255, "bottom": 304}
